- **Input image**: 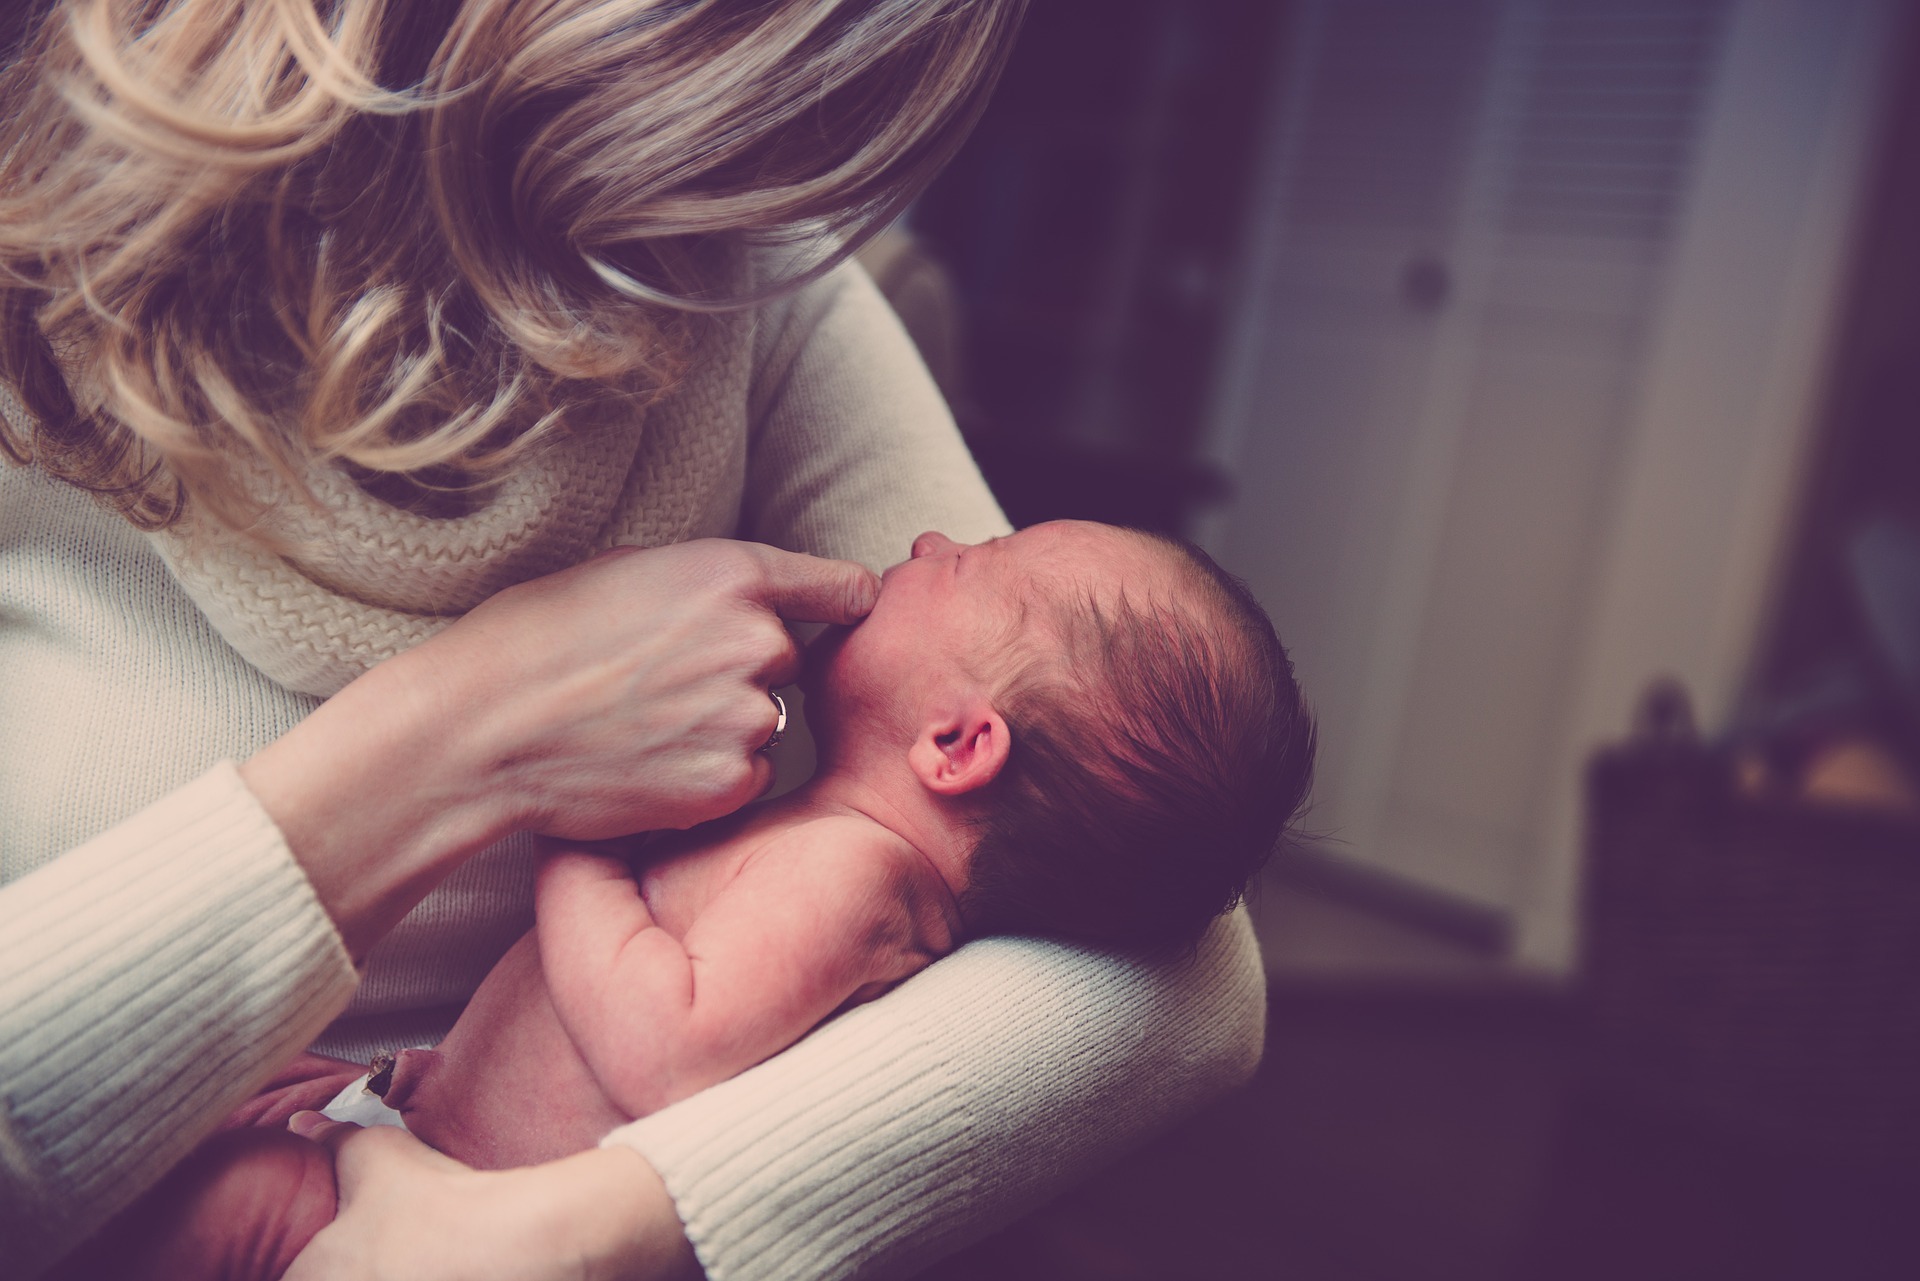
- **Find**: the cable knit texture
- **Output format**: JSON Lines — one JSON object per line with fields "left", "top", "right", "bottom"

{"left": 0, "top": 263, "right": 1266, "bottom": 1279}
{"left": 152, "top": 308, "right": 755, "bottom": 698}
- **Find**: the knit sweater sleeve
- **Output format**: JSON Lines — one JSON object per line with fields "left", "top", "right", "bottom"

{"left": 603, "top": 262, "right": 1269, "bottom": 1281}
{"left": 0, "top": 762, "right": 359, "bottom": 1277}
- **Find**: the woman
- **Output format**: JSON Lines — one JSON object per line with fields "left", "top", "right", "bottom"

{"left": 0, "top": 3, "right": 1267, "bottom": 1278}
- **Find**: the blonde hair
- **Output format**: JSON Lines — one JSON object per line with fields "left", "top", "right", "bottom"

{"left": 0, "top": 0, "right": 1024, "bottom": 531}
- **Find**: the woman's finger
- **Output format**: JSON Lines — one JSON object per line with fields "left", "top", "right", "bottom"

{"left": 741, "top": 544, "right": 881, "bottom": 625}
{"left": 286, "top": 1111, "right": 355, "bottom": 1148}
{"left": 288, "top": 1111, "right": 458, "bottom": 1176}
{"left": 748, "top": 748, "right": 777, "bottom": 801}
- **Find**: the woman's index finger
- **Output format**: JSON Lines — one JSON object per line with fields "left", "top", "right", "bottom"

{"left": 744, "top": 546, "right": 881, "bottom": 625}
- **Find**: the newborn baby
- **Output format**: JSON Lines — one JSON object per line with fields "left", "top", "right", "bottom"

{"left": 63, "top": 521, "right": 1315, "bottom": 1278}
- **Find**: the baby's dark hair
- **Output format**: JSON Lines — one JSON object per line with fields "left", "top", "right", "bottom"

{"left": 958, "top": 532, "right": 1316, "bottom": 952}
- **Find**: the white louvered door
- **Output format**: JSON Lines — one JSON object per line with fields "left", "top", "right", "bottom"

{"left": 1204, "top": 0, "right": 1899, "bottom": 969}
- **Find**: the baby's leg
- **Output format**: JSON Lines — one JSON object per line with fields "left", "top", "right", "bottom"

{"left": 220, "top": 1050, "right": 370, "bottom": 1130}
{"left": 51, "top": 1054, "right": 364, "bottom": 1280}
{"left": 51, "top": 1127, "right": 338, "bottom": 1281}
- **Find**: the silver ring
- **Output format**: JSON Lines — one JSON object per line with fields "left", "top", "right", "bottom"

{"left": 762, "top": 690, "right": 788, "bottom": 752}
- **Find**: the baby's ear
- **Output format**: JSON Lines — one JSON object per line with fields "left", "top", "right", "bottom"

{"left": 909, "top": 703, "right": 1010, "bottom": 798}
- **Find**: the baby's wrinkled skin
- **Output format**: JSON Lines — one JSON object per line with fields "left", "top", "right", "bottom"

{"left": 388, "top": 521, "right": 1174, "bottom": 1167}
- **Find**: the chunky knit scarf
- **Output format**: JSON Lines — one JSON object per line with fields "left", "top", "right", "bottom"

{"left": 148, "top": 316, "right": 755, "bottom": 698}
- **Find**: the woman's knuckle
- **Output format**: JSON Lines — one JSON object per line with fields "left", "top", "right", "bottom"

{"left": 695, "top": 547, "right": 763, "bottom": 600}
{"left": 749, "top": 621, "right": 790, "bottom": 662}
{"left": 729, "top": 696, "right": 771, "bottom": 739}
{"left": 704, "top": 759, "right": 749, "bottom": 800}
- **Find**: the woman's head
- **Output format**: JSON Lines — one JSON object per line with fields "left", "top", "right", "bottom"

{"left": 0, "top": 0, "right": 1025, "bottom": 531}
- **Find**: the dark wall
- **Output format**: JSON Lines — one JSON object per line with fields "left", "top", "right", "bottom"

{"left": 912, "top": 0, "right": 1289, "bottom": 534}
{"left": 1752, "top": 8, "right": 1920, "bottom": 760}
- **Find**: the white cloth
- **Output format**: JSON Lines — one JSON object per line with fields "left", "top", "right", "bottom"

{"left": 0, "top": 262, "right": 1267, "bottom": 1280}
{"left": 320, "top": 1076, "right": 408, "bottom": 1132}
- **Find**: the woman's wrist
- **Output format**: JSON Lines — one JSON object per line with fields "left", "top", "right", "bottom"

{"left": 240, "top": 645, "right": 523, "bottom": 960}
{"left": 551, "top": 1146, "right": 702, "bottom": 1281}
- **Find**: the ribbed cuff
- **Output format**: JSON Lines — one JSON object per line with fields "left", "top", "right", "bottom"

{"left": 605, "top": 985, "right": 969, "bottom": 1281}
{"left": 0, "top": 761, "right": 359, "bottom": 1275}
{"left": 607, "top": 910, "right": 1265, "bottom": 1281}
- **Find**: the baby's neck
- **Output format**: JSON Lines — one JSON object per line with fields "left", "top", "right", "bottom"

{"left": 780, "top": 766, "right": 972, "bottom": 902}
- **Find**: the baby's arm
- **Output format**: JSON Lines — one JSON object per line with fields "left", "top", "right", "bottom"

{"left": 534, "top": 826, "right": 925, "bottom": 1119}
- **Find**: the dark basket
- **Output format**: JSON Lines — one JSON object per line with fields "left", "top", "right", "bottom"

{"left": 1579, "top": 721, "right": 1920, "bottom": 1163}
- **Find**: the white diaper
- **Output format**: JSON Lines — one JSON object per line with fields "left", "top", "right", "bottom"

{"left": 319, "top": 1073, "right": 410, "bottom": 1131}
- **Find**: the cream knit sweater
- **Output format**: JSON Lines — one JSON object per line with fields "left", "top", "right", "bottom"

{"left": 0, "top": 263, "right": 1266, "bottom": 1280}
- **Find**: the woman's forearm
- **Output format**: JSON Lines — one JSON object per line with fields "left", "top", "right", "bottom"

{"left": 0, "top": 765, "right": 361, "bottom": 1276}
{"left": 610, "top": 909, "right": 1265, "bottom": 1281}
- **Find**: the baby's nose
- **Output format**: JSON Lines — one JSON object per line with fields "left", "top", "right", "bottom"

{"left": 911, "top": 531, "right": 958, "bottom": 559}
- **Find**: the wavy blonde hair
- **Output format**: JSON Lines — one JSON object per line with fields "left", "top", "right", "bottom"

{"left": 0, "top": 0, "right": 1024, "bottom": 531}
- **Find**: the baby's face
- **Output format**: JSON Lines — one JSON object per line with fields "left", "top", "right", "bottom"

{"left": 808, "top": 521, "right": 1167, "bottom": 728}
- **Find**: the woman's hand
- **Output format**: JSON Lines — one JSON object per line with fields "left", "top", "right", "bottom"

{"left": 282, "top": 1115, "right": 700, "bottom": 1281}
{"left": 414, "top": 539, "right": 875, "bottom": 837}
{"left": 242, "top": 539, "right": 879, "bottom": 958}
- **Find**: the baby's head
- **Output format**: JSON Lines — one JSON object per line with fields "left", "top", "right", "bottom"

{"left": 809, "top": 520, "right": 1315, "bottom": 951}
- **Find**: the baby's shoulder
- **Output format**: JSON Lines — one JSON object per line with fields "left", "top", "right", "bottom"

{"left": 751, "top": 815, "right": 949, "bottom": 929}
{"left": 750, "top": 813, "right": 915, "bottom": 882}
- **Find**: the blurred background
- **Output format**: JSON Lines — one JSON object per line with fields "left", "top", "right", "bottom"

{"left": 875, "top": 1, "right": 1920, "bottom": 1278}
